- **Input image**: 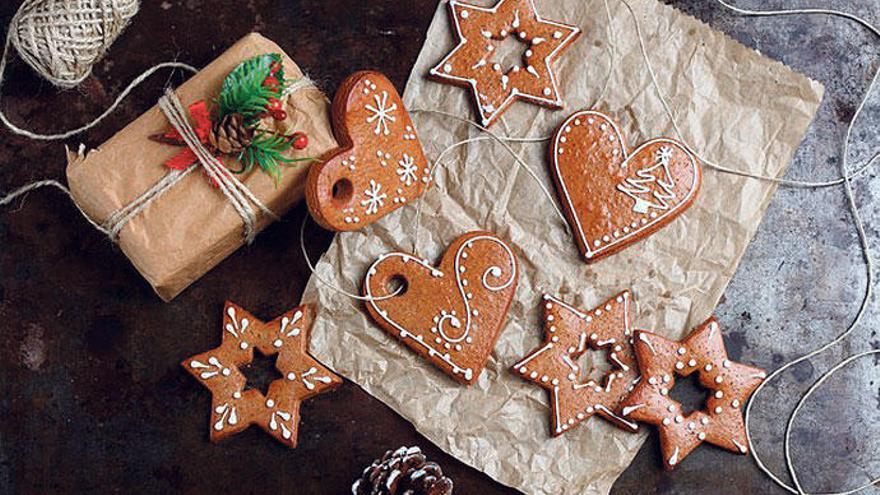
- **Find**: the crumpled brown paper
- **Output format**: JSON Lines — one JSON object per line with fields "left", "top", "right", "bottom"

{"left": 303, "top": 1, "right": 823, "bottom": 493}
{"left": 66, "top": 33, "right": 337, "bottom": 301}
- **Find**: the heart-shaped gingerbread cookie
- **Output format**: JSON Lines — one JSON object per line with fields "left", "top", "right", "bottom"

{"left": 363, "top": 231, "right": 518, "bottom": 384}
{"left": 306, "top": 71, "right": 430, "bottom": 231}
{"left": 550, "top": 110, "right": 701, "bottom": 262}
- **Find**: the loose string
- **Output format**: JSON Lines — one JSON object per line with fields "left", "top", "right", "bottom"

{"left": 0, "top": 78, "right": 325, "bottom": 243}
{"left": 0, "top": 28, "right": 198, "bottom": 141}
{"left": 615, "top": 0, "right": 878, "bottom": 493}
{"left": 0, "top": 177, "right": 109, "bottom": 234}
{"left": 298, "top": 212, "right": 403, "bottom": 302}
{"left": 304, "top": 0, "right": 621, "bottom": 302}
{"left": 622, "top": 0, "right": 880, "bottom": 188}
{"left": 408, "top": 108, "right": 568, "bottom": 254}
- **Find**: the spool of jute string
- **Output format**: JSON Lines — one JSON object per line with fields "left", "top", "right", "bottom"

{"left": 0, "top": 0, "right": 197, "bottom": 140}
{"left": 9, "top": 0, "right": 140, "bottom": 89}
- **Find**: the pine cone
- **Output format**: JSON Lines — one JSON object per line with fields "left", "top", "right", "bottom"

{"left": 352, "top": 446, "right": 454, "bottom": 495}
{"left": 209, "top": 113, "right": 254, "bottom": 154}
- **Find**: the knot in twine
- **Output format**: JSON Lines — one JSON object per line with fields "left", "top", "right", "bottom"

{"left": 10, "top": 0, "right": 140, "bottom": 88}
{"left": 102, "top": 88, "right": 280, "bottom": 244}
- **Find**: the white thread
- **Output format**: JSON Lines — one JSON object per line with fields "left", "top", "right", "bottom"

{"left": 0, "top": 34, "right": 198, "bottom": 140}
{"left": 298, "top": 213, "right": 402, "bottom": 302}
{"left": 102, "top": 167, "right": 196, "bottom": 239}
{"left": 0, "top": 178, "right": 109, "bottom": 234}
{"left": 594, "top": 0, "right": 617, "bottom": 108}
{"left": 619, "top": 0, "right": 880, "bottom": 188}
{"left": 409, "top": 108, "right": 572, "bottom": 254}
{"left": 617, "top": 1, "right": 879, "bottom": 493}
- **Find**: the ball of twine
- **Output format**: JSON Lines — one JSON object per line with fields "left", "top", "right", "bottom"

{"left": 9, "top": 0, "right": 140, "bottom": 89}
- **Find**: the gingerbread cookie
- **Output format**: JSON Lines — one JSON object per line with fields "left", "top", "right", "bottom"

{"left": 363, "top": 231, "right": 518, "bottom": 384}
{"left": 306, "top": 71, "right": 430, "bottom": 231}
{"left": 428, "top": 0, "right": 580, "bottom": 127}
{"left": 550, "top": 110, "right": 701, "bottom": 263}
{"left": 182, "top": 302, "right": 342, "bottom": 448}
{"left": 619, "top": 318, "right": 766, "bottom": 469}
{"left": 512, "top": 291, "right": 640, "bottom": 435}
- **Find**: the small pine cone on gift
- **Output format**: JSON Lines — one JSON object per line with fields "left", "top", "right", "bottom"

{"left": 352, "top": 446, "right": 454, "bottom": 495}
{"left": 209, "top": 113, "right": 254, "bottom": 154}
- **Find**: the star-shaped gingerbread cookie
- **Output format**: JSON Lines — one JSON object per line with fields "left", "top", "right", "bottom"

{"left": 619, "top": 318, "right": 767, "bottom": 469}
{"left": 512, "top": 291, "right": 641, "bottom": 435}
{"left": 182, "top": 302, "right": 341, "bottom": 448}
{"left": 429, "top": 0, "right": 580, "bottom": 127}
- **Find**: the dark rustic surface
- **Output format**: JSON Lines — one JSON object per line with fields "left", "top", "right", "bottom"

{"left": 1, "top": 1, "right": 878, "bottom": 494}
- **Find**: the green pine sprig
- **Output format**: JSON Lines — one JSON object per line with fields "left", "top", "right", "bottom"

{"left": 216, "top": 53, "right": 287, "bottom": 125}
{"left": 237, "top": 131, "right": 314, "bottom": 184}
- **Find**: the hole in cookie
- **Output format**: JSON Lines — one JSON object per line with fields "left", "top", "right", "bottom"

{"left": 331, "top": 178, "right": 353, "bottom": 205}
{"left": 576, "top": 347, "right": 614, "bottom": 385}
{"left": 669, "top": 373, "right": 711, "bottom": 416}
{"left": 491, "top": 33, "right": 532, "bottom": 74}
{"left": 241, "top": 349, "right": 283, "bottom": 396}
{"left": 385, "top": 275, "right": 409, "bottom": 297}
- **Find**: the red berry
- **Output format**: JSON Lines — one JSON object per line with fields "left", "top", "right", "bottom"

{"left": 272, "top": 109, "right": 287, "bottom": 121}
{"left": 263, "top": 75, "right": 279, "bottom": 88}
{"left": 266, "top": 97, "right": 282, "bottom": 112}
{"left": 270, "top": 60, "right": 282, "bottom": 74}
{"left": 291, "top": 132, "right": 308, "bottom": 150}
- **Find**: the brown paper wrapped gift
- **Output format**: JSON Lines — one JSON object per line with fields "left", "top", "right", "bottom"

{"left": 66, "top": 33, "right": 337, "bottom": 301}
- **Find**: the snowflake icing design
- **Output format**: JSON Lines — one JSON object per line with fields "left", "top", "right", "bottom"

{"left": 396, "top": 154, "right": 419, "bottom": 186}
{"left": 365, "top": 91, "right": 398, "bottom": 136}
{"left": 360, "top": 179, "right": 387, "bottom": 215}
{"left": 656, "top": 146, "right": 674, "bottom": 164}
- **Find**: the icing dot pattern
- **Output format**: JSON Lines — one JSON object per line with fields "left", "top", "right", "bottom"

{"left": 428, "top": 0, "right": 581, "bottom": 127}
{"left": 182, "top": 302, "right": 341, "bottom": 448}
{"left": 306, "top": 71, "right": 430, "bottom": 232}
{"left": 512, "top": 291, "right": 641, "bottom": 435}
{"left": 364, "top": 232, "right": 518, "bottom": 385}
{"left": 619, "top": 318, "right": 766, "bottom": 470}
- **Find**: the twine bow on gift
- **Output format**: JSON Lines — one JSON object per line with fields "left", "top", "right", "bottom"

{"left": 102, "top": 88, "right": 279, "bottom": 244}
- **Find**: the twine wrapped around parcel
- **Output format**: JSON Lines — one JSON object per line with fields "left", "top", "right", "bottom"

{"left": 1, "top": 78, "right": 316, "bottom": 245}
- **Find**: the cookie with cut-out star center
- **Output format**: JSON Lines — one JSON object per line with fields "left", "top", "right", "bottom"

{"left": 428, "top": 0, "right": 580, "bottom": 127}
{"left": 182, "top": 302, "right": 341, "bottom": 448}
{"left": 512, "top": 290, "right": 641, "bottom": 435}
{"left": 619, "top": 318, "right": 766, "bottom": 469}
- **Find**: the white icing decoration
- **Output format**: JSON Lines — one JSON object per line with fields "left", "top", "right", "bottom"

{"left": 301, "top": 367, "right": 332, "bottom": 390}
{"left": 616, "top": 146, "right": 677, "bottom": 214}
{"left": 638, "top": 332, "right": 656, "bottom": 354}
{"left": 396, "top": 153, "right": 419, "bottom": 186}
{"left": 191, "top": 356, "right": 228, "bottom": 380}
{"left": 269, "top": 408, "right": 294, "bottom": 440}
{"left": 213, "top": 402, "right": 238, "bottom": 431}
{"left": 552, "top": 111, "right": 700, "bottom": 260}
{"left": 279, "top": 310, "right": 303, "bottom": 338}
{"left": 429, "top": 0, "right": 580, "bottom": 124}
{"left": 622, "top": 404, "right": 644, "bottom": 416}
{"left": 365, "top": 235, "right": 516, "bottom": 379}
{"left": 365, "top": 90, "right": 397, "bottom": 135}
{"left": 360, "top": 179, "right": 387, "bottom": 215}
